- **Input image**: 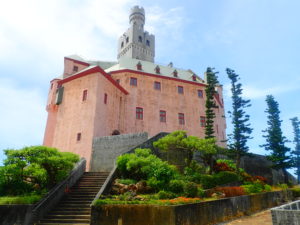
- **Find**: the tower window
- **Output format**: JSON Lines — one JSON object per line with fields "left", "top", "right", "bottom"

{"left": 173, "top": 70, "right": 178, "bottom": 77}
{"left": 130, "top": 77, "right": 137, "bottom": 86}
{"left": 73, "top": 66, "right": 78, "bottom": 72}
{"left": 155, "top": 66, "right": 160, "bottom": 74}
{"left": 198, "top": 90, "right": 203, "bottom": 98}
{"left": 178, "top": 113, "right": 185, "bottom": 125}
{"left": 160, "top": 110, "right": 166, "bottom": 122}
{"left": 121, "top": 42, "right": 124, "bottom": 48}
{"left": 82, "top": 90, "right": 88, "bottom": 101}
{"left": 146, "top": 40, "right": 150, "bottom": 46}
{"left": 154, "top": 81, "right": 161, "bottom": 90}
{"left": 136, "top": 107, "right": 143, "bottom": 120}
{"left": 200, "top": 116, "right": 206, "bottom": 127}
{"left": 104, "top": 93, "right": 107, "bottom": 104}
{"left": 138, "top": 36, "right": 142, "bottom": 42}
{"left": 178, "top": 86, "right": 184, "bottom": 94}
{"left": 136, "top": 62, "right": 142, "bottom": 70}
{"left": 77, "top": 133, "right": 81, "bottom": 141}
{"left": 126, "top": 37, "right": 129, "bottom": 43}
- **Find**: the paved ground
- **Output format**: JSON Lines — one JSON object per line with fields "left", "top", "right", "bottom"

{"left": 220, "top": 209, "right": 272, "bottom": 225}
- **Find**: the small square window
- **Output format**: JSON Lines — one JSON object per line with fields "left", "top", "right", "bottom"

{"left": 178, "top": 86, "right": 184, "bottom": 94}
{"left": 154, "top": 81, "right": 161, "bottom": 90}
{"left": 104, "top": 93, "right": 107, "bottom": 104}
{"left": 198, "top": 90, "right": 203, "bottom": 98}
{"left": 200, "top": 116, "right": 206, "bottom": 127}
{"left": 136, "top": 107, "right": 143, "bottom": 120}
{"left": 73, "top": 66, "right": 78, "bottom": 72}
{"left": 130, "top": 77, "right": 137, "bottom": 86}
{"left": 160, "top": 110, "right": 166, "bottom": 122}
{"left": 77, "top": 133, "right": 81, "bottom": 141}
{"left": 82, "top": 90, "right": 88, "bottom": 101}
{"left": 178, "top": 113, "right": 185, "bottom": 125}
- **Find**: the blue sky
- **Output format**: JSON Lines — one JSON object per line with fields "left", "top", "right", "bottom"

{"left": 0, "top": 0, "right": 299, "bottom": 164}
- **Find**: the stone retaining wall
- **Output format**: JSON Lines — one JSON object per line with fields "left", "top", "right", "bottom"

{"left": 271, "top": 200, "right": 300, "bottom": 225}
{"left": 91, "top": 190, "right": 293, "bottom": 225}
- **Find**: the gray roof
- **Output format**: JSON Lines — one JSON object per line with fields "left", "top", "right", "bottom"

{"left": 65, "top": 54, "right": 205, "bottom": 83}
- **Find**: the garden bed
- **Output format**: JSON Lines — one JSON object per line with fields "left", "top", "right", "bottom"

{"left": 91, "top": 190, "right": 293, "bottom": 225}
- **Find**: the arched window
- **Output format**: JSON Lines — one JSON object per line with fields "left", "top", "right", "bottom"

{"left": 173, "top": 70, "right": 178, "bottom": 77}
{"left": 146, "top": 40, "right": 150, "bottom": 46}
{"left": 138, "top": 36, "right": 142, "bottom": 42}
{"left": 136, "top": 62, "right": 142, "bottom": 70}
{"left": 126, "top": 37, "right": 129, "bottom": 43}
{"left": 192, "top": 74, "right": 197, "bottom": 81}
{"left": 121, "top": 42, "right": 124, "bottom": 48}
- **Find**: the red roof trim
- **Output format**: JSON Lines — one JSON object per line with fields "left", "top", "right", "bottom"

{"left": 58, "top": 67, "right": 129, "bottom": 95}
{"left": 109, "top": 69, "right": 207, "bottom": 87}
{"left": 64, "top": 57, "right": 90, "bottom": 66}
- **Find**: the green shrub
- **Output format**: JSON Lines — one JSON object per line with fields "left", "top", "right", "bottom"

{"left": 242, "top": 182, "right": 264, "bottom": 194}
{"left": 200, "top": 175, "right": 216, "bottom": 189}
{"left": 278, "top": 183, "right": 288, "bottom": 190}
{"left": 214, "top": 171, "right": 239, "bottom": 185}
{"left": 117, "top": 148, "right": 178, "bottom": 190}
{"left": 264, "top": 184, "right": 272, "bottom": 192}
{"left": 184, "top": 182, "right": 198, "bottom": 197}
{"left": 0, "top": 195, "right": 42, "bottom": 205}
{"left": 197, "top": 187, "right": 206, "bottom": 198}
{"left": 168, "top": 179, "right": 185, "bottom": 194}
{"left": 157, "top": 190, "right": 176, "bottom": 199}
{"left": 117, "top": 179, "right": 137, "bottom": 185}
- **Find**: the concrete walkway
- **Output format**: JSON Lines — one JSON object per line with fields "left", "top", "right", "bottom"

{"left": 221, "top": 209, "right": 272, "bottom": 225}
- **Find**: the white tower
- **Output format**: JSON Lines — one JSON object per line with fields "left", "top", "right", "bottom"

{"left": 117, "top": 6, "right": 155, "bottom": 62}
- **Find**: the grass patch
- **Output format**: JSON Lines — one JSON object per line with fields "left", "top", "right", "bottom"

{"left": 0, "top": 195, "right": 42, "bottom": 205}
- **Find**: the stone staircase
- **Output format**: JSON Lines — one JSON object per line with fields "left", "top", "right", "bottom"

{"left": 36, "top": 172, "right": 109, "bottom": 225}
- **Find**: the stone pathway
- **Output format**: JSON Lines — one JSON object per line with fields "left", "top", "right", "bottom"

{"left": 221, "top": 209, "right": 272, "bottom": 225}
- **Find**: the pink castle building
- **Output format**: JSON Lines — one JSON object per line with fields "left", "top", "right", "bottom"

{"left": 43, "top": 6, "right": 227, "bottom": 170}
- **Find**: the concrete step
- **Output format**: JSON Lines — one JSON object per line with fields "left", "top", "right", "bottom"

{"left": 37, "top": 223, "right": 89, "bottom": 225}
{"left": 49, "top": 210, "right": 90, "bottom": 215}
{"left": 53, "top": 207, "right": 91, "bottom": 212}
{"left": 44, "top": 215, "right": 90, "bottom": 220}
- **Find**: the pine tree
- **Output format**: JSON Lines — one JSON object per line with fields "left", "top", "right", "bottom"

{"left": 291, "top": 117, "right": 300, "bottom": 183}
{"left": 204, "top": 67, "right": 219, "bottom": 139}
{"left": 261, "top": 95, "right": 291, "bottom": 183}
{"left": 226, "top": 68, "right": 253, "bottom": 171}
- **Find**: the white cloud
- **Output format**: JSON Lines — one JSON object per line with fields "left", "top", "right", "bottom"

{"left": 224, "top": 83, "right": 299, "bottom": 100}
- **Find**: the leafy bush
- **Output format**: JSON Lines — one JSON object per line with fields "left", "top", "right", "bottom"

{"left": 200, "top": 175, "right": 216, "bottom": 189}
{"left": 117, "top": 148, "right": 178, "bottom": 191}
{"left": 252, "top": 176, "right": 268, "bottom": 184}
{"left": 197, "top": 187, "right": 206, "bottom": 198}
{"left": 0, "top": 194, "right": 42, "bottom": 205}
{"left": 184, "top": 182, "right": 198, "bottom": 197}
{"left": 168, "top": 179, "right": 185, "bottom": 194}
{"left": 242, "top": 181, "right": 264, "bottom": 194}
{"left": 117, "top": 179, "right": 137, "bottom": 185}
{"left": 213, "top": 162, "right": 234, "bottom": 172}
{"left": 213, "top": 187, "right": 245, "bottom": 197}
{"left": 264, "top": 184, "right": 272, "bottom": 192}
{"left": 184, "top": 161, "right": 205, "bottom": 183}
{"left": 214, "top": 171, "right": 239, "bottom": 185}
{"left": 157, "top": 190, "right": 176, "bottom": 199}
{"left": 0, "top": 146, "right": 79, "bottom": 196}
{"left": 278, "top": 183, "right": 288, "bottom": 190}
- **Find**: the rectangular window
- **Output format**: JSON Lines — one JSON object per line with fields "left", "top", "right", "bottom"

{"left": 73, "top": 66, "right": 78, "bottom": 72}
{"left": 130, "top": 77, "right": 137, "bottom": 86}
{"left": 154, "top": 81, "right": 161, "bottom": 90}
{"left": 77, "top": 132, "right": 81, "bottom": 141}
{"left": 178, "top": 113, "right": 185, "bottom": 125}
{"left": 104, "top": 93, "right": 107, "bottom": 104}
{"left": 160, "top": 110, "right": 166, "bottom": 122}
{"left": 178, "top": 86, "right": 184, "bottom": 94}
{"left": 198, "top": 90, "right": 203, "bottom": 98}
{"left": 136, "top": 107, "right": 143, "bottom": 120}
{"left": 82, "top": 89, "right": 88, "bottom": 101}
{"left": 200, "top": 116, "right": 206, "bottom": 127}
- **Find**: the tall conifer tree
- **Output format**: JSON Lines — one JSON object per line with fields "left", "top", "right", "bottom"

{"left": 204, "top": 67, "right": 219, "bottom": 139}
{"left": 262, "top": 95, "right": 291, "bottom": 183}
{"left": 291, "top": 117, "right": 300, "bottom": 183}
{"left": 226, "top": 68, "right": 252, "bottom": 171}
